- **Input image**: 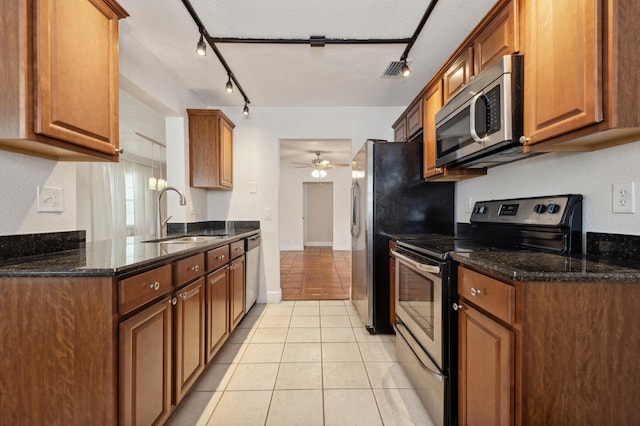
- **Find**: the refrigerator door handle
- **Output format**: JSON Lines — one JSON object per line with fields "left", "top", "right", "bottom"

{"left": 350, "top": 182, "right": 361, "bottom": 239}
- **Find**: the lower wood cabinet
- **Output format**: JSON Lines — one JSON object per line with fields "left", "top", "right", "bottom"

{"left": 119, "top": 296, "right": 173, "bottom": 426}
{"left": 206, "top": 266, "right": 230, "bottom": 362}
{"left": 229, "top": 255, "right": 246, "bottom": 332}
{"left": 174, "top": 277, "right": 206, "bottom": 404}
{"left": 458, "top": 303, "right": 514, "bottom": 426}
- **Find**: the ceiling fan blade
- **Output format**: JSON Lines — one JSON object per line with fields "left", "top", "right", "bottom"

{"left": 291, "top": 162, "right": 311, "bottom": 166}
{"left": 325, "top": 163, "right": 350, "bottom": 168}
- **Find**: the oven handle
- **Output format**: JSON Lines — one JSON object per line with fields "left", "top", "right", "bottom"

{"left": 391, "top": 249, "right": 440, "bottom": 275}
{"left": 394, "top": 320, "right": 445, "bottom": 381}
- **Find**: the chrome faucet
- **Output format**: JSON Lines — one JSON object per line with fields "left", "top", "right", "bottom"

{"left": 156, "top": 186, "right": 187, "bottom": 239}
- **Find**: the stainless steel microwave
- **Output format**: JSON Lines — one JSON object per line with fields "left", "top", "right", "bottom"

{"left": 435, "top": 54, "right": 526, "bottom": 168}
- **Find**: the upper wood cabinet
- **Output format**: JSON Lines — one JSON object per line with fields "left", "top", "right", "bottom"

{"left": 523, "top": 0, "right": 640, "bottom": 151}
{"left": 423, "top": 81, "right": 444, "bottom": 179}
{"left": 443, "top": 47, "right": 474, "bottom": 105}
{"left": 0, "top": 0, "right": 127, "bottom": 161}
{"left": 473, "top": 0, "right": 519, "bottom": 75}
{"left": 188, "top": 109, "right": 235, "bottom": 190}
{"left": 392, "top": 100, "right": 422, "bottom": 142}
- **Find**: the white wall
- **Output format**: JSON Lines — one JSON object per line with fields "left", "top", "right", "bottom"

{"left": 206, "top": 106, "right": 402, "bottom": 303}
{"left": 280, "top": 166, "right": 351, "bottom": 251}
{"left": 0, "top": 152, "right": 76, "bottom": 236}
{"left": 456, "top": 140, "right": 640, "bottom": 237}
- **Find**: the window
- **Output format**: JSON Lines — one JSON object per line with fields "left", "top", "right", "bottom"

{"left": 125, "top": 172, "right": 135, "bottom": 229}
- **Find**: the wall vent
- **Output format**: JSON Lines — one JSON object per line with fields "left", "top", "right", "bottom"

{"left": 382, "top": 60, "right": 411, "bottom": 78}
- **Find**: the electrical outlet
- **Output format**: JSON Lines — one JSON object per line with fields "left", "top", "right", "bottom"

{"left": 264, "top": 208, "right": 272, "bottom": 220}
{"left": 37, "top": 186, "right": 65, "bottom": 212}
{"left": 612, "top": 182, "right": 635, "bottom": 214}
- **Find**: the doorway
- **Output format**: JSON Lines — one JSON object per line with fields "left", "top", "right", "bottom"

{"left": 303, "top": 182, "right": 333, "bottom": 247}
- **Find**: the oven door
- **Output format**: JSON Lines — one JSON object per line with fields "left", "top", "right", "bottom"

{"left": 393, "top": 249, "right": 443, "bottom": 368}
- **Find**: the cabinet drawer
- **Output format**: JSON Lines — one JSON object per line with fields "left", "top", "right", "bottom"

{"left": 406, "top": 101, "right": 423, "bottom": 138}
{"left": 207, "top": 245, "right": 230, "bottom": 272}
{"left": 458, "top": 266, "right": 515, "bottom": 324}
{"left": 230, "top": 240, "right": 245, "bottom": 260}
{"left": 118, "top": 264, "right": 172, "bottom": 315}
{"left": 175, "top": 253, "right": 205, "bottom": 287}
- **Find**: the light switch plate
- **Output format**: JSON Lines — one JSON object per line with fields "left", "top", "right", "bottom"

{"left": 37, "top": 186, "right": 65, "bottom": 212}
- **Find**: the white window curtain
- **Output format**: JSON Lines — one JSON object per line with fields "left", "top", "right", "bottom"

{"left": 89, "top": 159, "right": 155, "bottom": 241}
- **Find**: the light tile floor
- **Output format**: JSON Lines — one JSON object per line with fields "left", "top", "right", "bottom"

{"left": 166, "top": 300, "right": 434, "bottom": 426}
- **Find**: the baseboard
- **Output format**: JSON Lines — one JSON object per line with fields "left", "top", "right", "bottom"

{"left": 265, "top": 289, "right": 282, "bottom": 304}
{"left": 280, "top": 244, "right": 304, "bottom": 251}
{"left": 304, "top": 242, "right": 333, "bottom": 247}
{"left": 332, "top": 244, "right": 351, "bottom": 251}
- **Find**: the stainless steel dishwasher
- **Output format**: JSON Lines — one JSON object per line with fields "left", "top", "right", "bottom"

{"left": 245, "top": 233, "right": 260, "bottom": 312}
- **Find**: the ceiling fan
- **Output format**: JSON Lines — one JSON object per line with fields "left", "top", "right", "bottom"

{"left": 291, "top": 151, "right": 349, "bottom": 170}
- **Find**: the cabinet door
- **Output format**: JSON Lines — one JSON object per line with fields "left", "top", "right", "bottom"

{"left": 174, "top": 278, "right": 206, "bottom": 404}
{"left": 229, "top": 255, "right": 246, "bottom": 332}
{"left": 423, "top": 80, "right": 443, "bottom": 179}
{"left": 473, "top": 0, "right": 519, "bottom": 75}
{"left": 459, "top": 304, "right": 514, "bottom": 426}
{"left": 393, "top": 120, "right": 407, "bottom": 142}
{"left": 35, "top": 0, "right": 123, "bottom": 155}
{"left": 206, "top": 267, "right": 230, "bottom": 363}
{"left": 405, "top": 101, "right": 423, "bottom": 140}
{"left": 120, "top": 297, "right": 172, "bottom": 426}
{"left": 220, "top": 118, "right": 234, "bottom": 189}
{"left": 443, "top": 47, "right": 473, "bottom": 104}
{"left": 523, "top": 0, "right": 602, "bottom": 145}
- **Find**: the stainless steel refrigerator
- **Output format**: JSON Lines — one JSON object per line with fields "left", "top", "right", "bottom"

{"left": 350, "top": 139, "right": 454, "bottom": 334}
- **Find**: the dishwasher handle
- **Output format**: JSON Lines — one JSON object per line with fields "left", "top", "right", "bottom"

{"left": 245, "top": 233, "right": 261, "bottom": 251}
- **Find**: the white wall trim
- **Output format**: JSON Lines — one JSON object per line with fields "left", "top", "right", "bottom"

{"left": 305, "top": 241, "right": 333, "bottom": 247}
{"left": 265, "top": 290, "right": 283, "bottom": 304}
{"left": 280, "top": 244, "right": 305, "bottom": 251}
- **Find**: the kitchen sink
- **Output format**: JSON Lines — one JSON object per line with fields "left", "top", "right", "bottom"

{"left": 143, "top": 235, "right": 225, "bottom": 244}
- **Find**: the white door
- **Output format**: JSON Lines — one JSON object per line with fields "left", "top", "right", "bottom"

{"left": 303, "top": 182, "right": 333, "bottom": 246}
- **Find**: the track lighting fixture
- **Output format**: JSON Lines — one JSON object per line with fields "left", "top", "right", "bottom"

{"left": 196, "top": 33, "right": 206, "bottom": 56}
{"left": 243, "top": 103, "right": 249, "bottom": 116}
{"left": 401, "top": 61, "right": 411, "bottom": 77}
{"left": 225, "top": 76, "right": 233, "bottom": 93}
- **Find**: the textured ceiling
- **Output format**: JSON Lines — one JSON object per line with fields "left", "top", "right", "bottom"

{"left": 118, "top": 0, "right": 498, "bottom": 108}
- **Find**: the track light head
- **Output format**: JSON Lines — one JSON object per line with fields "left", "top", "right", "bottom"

{"left": 196, "top": 34, "right": 206, "bottom": 56}
{"left": 401, "top": 61, "right": 411, "bottom": 77}
{"left": 225, "top": 76, "right": 234, "bottom": 93}
{"left": 243, "top": 103, "right": 249, "bottom": 116}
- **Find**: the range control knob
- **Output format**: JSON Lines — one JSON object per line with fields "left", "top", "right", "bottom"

{"left": 546, "top": 203, "right": 560, "bottom": 214}
{"left": 533, "top": 204, "right": 547, "bottom": 214}
{"left": 477, "top": 206, "right": 488, "bottom": 214}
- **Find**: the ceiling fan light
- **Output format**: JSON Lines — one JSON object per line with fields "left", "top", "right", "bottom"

{"left": 401, "top": 61, "right": 411, "bottom": 77}
{"left": 320, "top": 170, "right": 327, "bottom": 178}
{"left": 311, "top": 169, "right": 320, "bottom": 178}
{"left": 196, "top": 34, "right": 206, "bottom": 56}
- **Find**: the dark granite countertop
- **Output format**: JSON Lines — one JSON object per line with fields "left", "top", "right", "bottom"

{"left": 0, "top": 228, "right": 259, "bottom": 278}
{"left": 450, "top": 251, "right": 640, "bottom": 283}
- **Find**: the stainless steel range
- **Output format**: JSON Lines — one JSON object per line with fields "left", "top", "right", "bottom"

{"left": 392, "top": 194, "right": 583, "bottom": 426}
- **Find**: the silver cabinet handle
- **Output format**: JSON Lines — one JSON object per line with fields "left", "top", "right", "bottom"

{"left": 169, "top": 297, "right": 177, "bottom": 306}
{"left": 149, "top": 281, "right": 160, "bottom": 290}
{"left": 217, "top": 255, "right": 225, "bottom": 260}
{"left": 470, "top": 288, "right": 482, "bottom": 296}
{"left": 453, "top": 302, "right": 464, "bottom": 311}
{"left": 181, "top": 291, "right": 188, "bottom": 299}
{"left": 191, "top": 265, "right": 200, "bottom": 272}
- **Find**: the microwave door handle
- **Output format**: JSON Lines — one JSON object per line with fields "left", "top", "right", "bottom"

{"left": 469, "top": 92, "right": 486, "bottom": 143}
